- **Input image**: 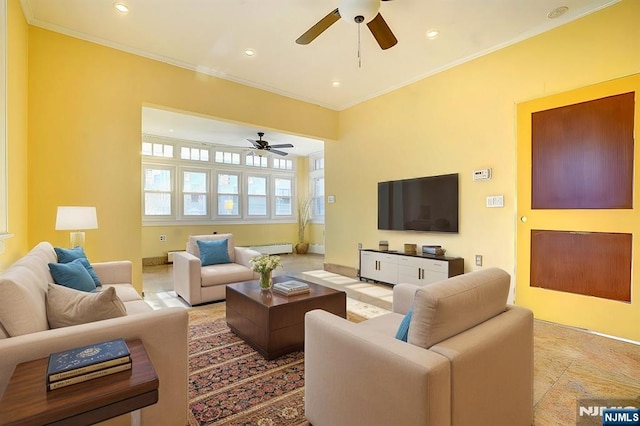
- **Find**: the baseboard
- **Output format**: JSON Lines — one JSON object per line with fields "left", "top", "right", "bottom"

{"left": 142, "top": 256, "right": 168, "bottom": 266}
{"left": 323, "top": 263, "right": 358, "bottom": 278}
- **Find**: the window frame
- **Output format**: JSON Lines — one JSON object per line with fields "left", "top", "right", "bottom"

{"left": 245, "top": 173, "right": 269, "bottom": 218}
{"left": 214, "top": 170, "right": 242, "bottom": 219}
{"left": 309, "top": 153, "right": 325, "bottom": 223}
{"left": 142, "top": 163, "right": 176, "bottom": 220}
{"left": 141, "top": 136, "right": 297, "bottom": 225}
{"left": 179, "top": 166, "right": 210, "bottom": 219}
{"left": 273, "top": 175, "right": 294, "bottom": 217}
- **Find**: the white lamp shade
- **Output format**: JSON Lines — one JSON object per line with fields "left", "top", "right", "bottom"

{"left": 55, "top": 207, "right": 98, "bottom": 231}
{"left": 339, "top": 0, "right": 380, "bottom": 24}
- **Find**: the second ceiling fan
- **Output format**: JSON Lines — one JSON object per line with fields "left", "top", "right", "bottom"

{"left": 247, "top": 132, "right": 294, "bottom": 156}
{"left": 296, "top": 0, "right": 397, "bottom": 50}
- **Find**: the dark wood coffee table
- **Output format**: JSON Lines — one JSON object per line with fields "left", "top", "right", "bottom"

{"left": 0, "top": 339, "right": 158, "bottom": 425}
{"left": 226, "top": 275, "right": 346, "bottom": 360}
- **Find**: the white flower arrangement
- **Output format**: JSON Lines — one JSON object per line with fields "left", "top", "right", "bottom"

{"left": 250, "top": 254, "right": 283, "bottom": 274}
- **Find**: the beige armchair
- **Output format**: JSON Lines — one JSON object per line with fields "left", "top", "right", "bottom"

{"left": 305, "top": 268, "right": 533, "bottom": 426}
{"left": 173, "top": 234, "right": 260, "bottom": 305}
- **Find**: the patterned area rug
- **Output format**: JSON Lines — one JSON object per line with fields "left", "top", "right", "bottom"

{"left": 187, "top": 301, "right": 384, "bottom": 425}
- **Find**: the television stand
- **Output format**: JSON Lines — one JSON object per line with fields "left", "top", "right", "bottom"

{"left": 359, "top": 249, "right": 464, "bottom": 286}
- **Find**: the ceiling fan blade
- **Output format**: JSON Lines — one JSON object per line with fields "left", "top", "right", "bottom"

{"left": 367, "top": 13, "right": 397, "bottom": 50}
{"left": 268, "top": 149, "right": 289, "bottom": 156}
{"left": 269, "top": 144, "right": 294, "bottom": 149}
{"left": 296, "top": 8, "right": 340, "bottom": 45}
{"left": 247, "top": 138, "right": 260, "bottom": 148}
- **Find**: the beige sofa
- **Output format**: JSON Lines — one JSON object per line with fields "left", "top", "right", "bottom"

{"left": 305, "top": 267, "right": 533, "bottom": 426}
{"left": 0, "top": 242, "right": 188, "bottom": 426}
{"left": 173, "top": 234, "right": 260, "bottom": 305}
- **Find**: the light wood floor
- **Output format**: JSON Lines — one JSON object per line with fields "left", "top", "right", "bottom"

{"left": 142, "top": 254, "right": 640, "bottom": 425}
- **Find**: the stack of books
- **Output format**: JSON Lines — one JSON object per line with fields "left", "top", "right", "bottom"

{"left": 273, "top": 280, "right": 310, "bottom": 296}
{"left": 47, "top": 338, "right": 132, "bottom": 391}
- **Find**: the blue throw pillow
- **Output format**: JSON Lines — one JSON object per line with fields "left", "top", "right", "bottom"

{"left": 197, "top": 239, "right": 231, "bottom": 266}
{"left": 49, "top": 259, "right": 97, "bottom": 292}
{"left": 54, "top": 246, "right": 101, "bottom": 286}
{"left": 395, "top": 307, "right": 413, "bottom": 342}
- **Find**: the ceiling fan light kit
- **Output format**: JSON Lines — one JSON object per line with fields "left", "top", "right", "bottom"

{"left": 339, "top": 0, "right": 380, "bottom": 24}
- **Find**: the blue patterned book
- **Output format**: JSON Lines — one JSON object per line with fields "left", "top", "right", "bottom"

{"left": 47, "top": 338, "right": 131, "bottom": 382}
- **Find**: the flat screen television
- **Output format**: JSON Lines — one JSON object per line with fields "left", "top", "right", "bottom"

{"left": 378, "top": 173, "right": 459, "bottom": 233}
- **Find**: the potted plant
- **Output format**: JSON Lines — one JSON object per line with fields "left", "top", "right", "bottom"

{"left": 296, "top": 195, "right": 312, "bottom": 254}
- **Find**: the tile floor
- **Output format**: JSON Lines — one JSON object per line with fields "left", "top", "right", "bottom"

{"left": 142, "top": 253, "right": 640, "bottom": 425}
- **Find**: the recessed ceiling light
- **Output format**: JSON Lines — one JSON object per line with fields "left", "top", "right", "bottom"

{"left": 114, "top": 3, "right": 129, "bottom": 13}
{"left": 426, "top": 29, "right": 440, "bottom": 39}
{"left": 331, "top": 81, "right": 341, "bottom": 88}
{"left": 547, "top": 6, "right": 568, "bottom": 19}
{"left": 244, "top": 49, "right": 255, "bottom": 57}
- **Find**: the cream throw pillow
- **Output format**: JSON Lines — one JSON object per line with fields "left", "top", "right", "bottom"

{"left": 46, "top": 283, "right": 127, "bottom": 329}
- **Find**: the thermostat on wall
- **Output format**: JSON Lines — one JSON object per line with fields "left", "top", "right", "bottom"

{"left": 473, "top": 168, "right": 492, "bottom": 181}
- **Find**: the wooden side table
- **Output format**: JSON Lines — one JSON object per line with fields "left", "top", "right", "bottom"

{"left": 0, "top": 339, "right": 158, "bottom": 426}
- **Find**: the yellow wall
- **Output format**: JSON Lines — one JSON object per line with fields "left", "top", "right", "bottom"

{"left": 142, "top": 224, "right": 298, "bottom": 258}
{"left": 26, "top": 26, "right": 337, "bottom": 291}
{"left": 1, "top": 0, "right": 30, "bottom": 269}
{"left": 327, "top": 0, "right": 640, "bottom": 305}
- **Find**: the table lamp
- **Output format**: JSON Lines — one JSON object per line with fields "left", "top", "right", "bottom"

{"left": 55, "top": 206, "right": 98, "bottom": 248}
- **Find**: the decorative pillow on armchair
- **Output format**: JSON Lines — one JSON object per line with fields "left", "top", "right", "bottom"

{"left": 46, "top": 283, "right": 127, "bottom": 329}
{"left": 197, "top": 239, "right": 232, "bottom": 266}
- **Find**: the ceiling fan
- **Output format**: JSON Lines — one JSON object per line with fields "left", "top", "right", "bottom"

{"left": 246, "top": 132, "right": 294, "bottom": 156}
{"left": 296, "top": 0, "right": 397, "bottom": 50}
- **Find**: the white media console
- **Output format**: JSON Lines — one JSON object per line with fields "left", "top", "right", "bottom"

{"left": 359, "top": 249, "right": 464, "bottom": 286}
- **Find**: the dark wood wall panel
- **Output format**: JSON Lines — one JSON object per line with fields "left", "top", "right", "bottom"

{"left": 531, "top": 92, "right": 635, "bottom": 209}
{"left": 530, "top": 230, "right": 631, "bottom": 302}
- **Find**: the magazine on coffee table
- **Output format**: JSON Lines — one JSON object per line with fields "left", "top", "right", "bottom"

{"left": 273, "top": 280, "right": 310, "bottom": 296}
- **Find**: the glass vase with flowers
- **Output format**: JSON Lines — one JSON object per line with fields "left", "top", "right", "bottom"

{"left": 250, "top": 254, "right": 283, "bottom": 291}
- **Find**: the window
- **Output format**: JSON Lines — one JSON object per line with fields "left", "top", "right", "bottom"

{"left": 182, "top": 170, "right": 208, "bottom": 216}
{"left": 144, "top": 167, "right": 173, "bottom": 216}
{"left": 314, "top": 157, "right": 324, "bottom": 170}
{"left": 217, "top": 173, "right": 239, "bottom": 216}
{"left": 273, "top": 158, "right": 293, "bottom": 170}
{"left": 309, "top": 154, "right": 325, "bottom": 222}
{"left": 142, "top": 138, "right": 297, "bottom": 224}
{"left": 313, "top": 177, "right": 325, "bottom": 217}
{"left": 274, "top": 178, "right": 292, "bottom": 216}
{"left": 181, "top": 146, "right": 209, "bottom": 162}
{"left": 246, "top": 154, "right": 268, "bottom": 168}
{"left": 143, "top": 142, "right": 174, "bottom": 158}
{"left": 247, "top": 176, "right": 267, "bottom": 216}
{"left": 215, "top": 150, "right": 240, "bottom": 165}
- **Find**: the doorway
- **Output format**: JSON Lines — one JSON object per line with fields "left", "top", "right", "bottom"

{"left": 515, "top": 73, "right": 640, "bottom": 341}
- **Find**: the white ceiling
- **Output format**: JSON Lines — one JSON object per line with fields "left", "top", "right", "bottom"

{"left": 142, "top": 107, "right": 325, "bottom": 156}
{"left": 22, "top": 0, "right": 618, "bottom": 152}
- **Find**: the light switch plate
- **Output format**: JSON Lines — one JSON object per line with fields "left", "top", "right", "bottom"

{"left": 486, "top": 195, "right": 504, "bottom": 208}
{"left": 327, "top": 195, "right": 336, "bottom": 204}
